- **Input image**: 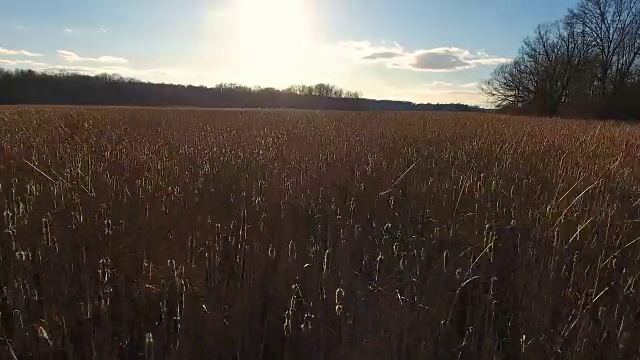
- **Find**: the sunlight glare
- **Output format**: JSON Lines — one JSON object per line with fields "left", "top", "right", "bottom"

{"left": 211, "top": 0, "right": 322, "bottom": 86}
{"left": 233, "top": 0, "right": 313, "bottom": 51}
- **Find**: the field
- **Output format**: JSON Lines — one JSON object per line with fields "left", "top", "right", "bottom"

{"left": 0, "top": 107, "right": 639, "bottom": 359}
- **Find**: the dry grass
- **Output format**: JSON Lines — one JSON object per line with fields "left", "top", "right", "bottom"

{"left": 0, "top": 107, "right": 639, "bottom": 359}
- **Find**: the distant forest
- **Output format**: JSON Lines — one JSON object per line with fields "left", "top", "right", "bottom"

{"left": 0, "top": 68, "right": 483, "bottom": 112}
{"left": 483, "top": 0, "right": 640, "bottom": 119}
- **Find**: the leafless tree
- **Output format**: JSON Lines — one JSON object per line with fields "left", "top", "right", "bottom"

{"left": 484, "top": 0, "right": 640, "bottom": 117}
{"left": 568, "top": 0, "right": 640, "bottom": 95}
{"left": 482, "top": 19, "right": 591, "bottom": 114}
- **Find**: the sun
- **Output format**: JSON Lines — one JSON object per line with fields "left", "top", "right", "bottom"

{"left": 222, "top": 0, "right": 316, "bottom": 84}
{"left": 232, "top": 0, "right": 313, "bottom": 49}
{"left": 205, "top": 0, "right": 320, "bottom": 86}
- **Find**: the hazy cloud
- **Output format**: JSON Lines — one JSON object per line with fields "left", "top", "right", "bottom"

{"left": 63, "top": 28, "right": 73, "bottom": 33}
{"left": 339, "top": 40, "right": 402, "bottom": 57}
{"left": 384, "top": 81, "right": 488, "bottom": 106}
{"left": 407, "top": 48, "right": 473, "bottom": 71}
{"left": 44, "top": 65, "right": 203, "bottom": 81}
{"left": 418, "top": 82, "right": 481, "bottom": 94}
{"left": 362, "top": 51, "right": 404, "bottom": 60}
{"left": 469, "top": 57, "right": 512, "bottom": 66}
{"left": 395, "top": 47, "right": 511, "bottom": 72}
{"left": 0, "top": 47, "right": 42, "bottom": 57}
{"left": 427, "top": 81, "right": 454, "bottom": 87}
{"left": 99, "top": 27, "right": 107, "bottom": 33}
{"left": 57, "top": 50, "right": 129, "bottom": 64}
{"left": 342, "top": 41, "right": 510, "bottom": 72}
{"left": 0, "top": 59, "right": 47, "bottom": 67}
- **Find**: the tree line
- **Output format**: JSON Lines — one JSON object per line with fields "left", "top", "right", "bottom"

{"left": 482, "top": 0, "right": 640, "bottom": 119}
{"left": 0, "top": 69, "right": 361, "bottom": 109}
{"left": 0, "top": 68, "right": 482, "bottom": 112}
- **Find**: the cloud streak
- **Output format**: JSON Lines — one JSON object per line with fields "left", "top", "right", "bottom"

{"left": 43, "top": 64, "right": 203, "bottom": 81}
{"left": 0, "top": 59, "right": 47, "bottom": 67}
{"left": 383, "top": 82, "right": 488, "bottom": 106}
{"left": 0, "top": 47, "right": 42, "bottom": 57}
{"left": 341, "top": 41, "right": 510, "bottom": 72}
{"left": 57, "top": 50, "right": 129, "bottom": 64}
{"left": 362, "top": 51, "right": 404, "bottom": 60}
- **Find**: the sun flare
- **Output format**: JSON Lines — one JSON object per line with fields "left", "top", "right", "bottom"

{"left": 220, "top": 0, "right": 317, "bottom": 84}
{"left": 233, "top": 0, "right": 313, "bottom": 50}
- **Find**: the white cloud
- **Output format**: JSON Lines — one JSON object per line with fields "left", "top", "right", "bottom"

{"left": 57, "top": 50, "right": 129, "bottom": 64}
{"left": 63, "top": 28, "right": 73, "bottom": 33}
{"left": 341, "top": 41, "right": 510, "bottom": 72}
{"left": 0, "top": 59, "right": 47, "bottom": 67}
{"left": 0, "top": 47, "right": 42, "bottom": 57}
{"left": 99, "top": 27, "right": 107, "bottom": 33}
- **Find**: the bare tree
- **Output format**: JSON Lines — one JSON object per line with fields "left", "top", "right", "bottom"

{"left": 482, "top": 19, "right": 591, "bottom": 115}
{"left": 482, "top": 0, "right": 640, "bottom": 117}
{"left": 568, "top": 0, "right": 640, "bottom": 95}
{"left": 481, "top": 60, "right": 527, "bottom": 109}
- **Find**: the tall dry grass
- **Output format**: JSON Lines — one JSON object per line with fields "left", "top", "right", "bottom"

{"left": 0, "top": 107, "right": 639, "bottom": 359}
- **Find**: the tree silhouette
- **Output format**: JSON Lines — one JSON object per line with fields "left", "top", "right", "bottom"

{"left": 0, "top": 68, "right": 481, "bottom": 112}
{"left": 483, "top": 0, "right": 640, "bottom": 119}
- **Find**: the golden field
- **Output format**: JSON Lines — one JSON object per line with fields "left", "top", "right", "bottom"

{"left": 0, "top": 107, "right": 639, "bottom": 359}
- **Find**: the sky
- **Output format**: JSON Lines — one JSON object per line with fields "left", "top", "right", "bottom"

{"left": 0, "top": 0, "right": 579, "bottom": 106}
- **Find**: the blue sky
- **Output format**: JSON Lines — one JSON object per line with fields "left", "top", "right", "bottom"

{"left": 0, "top": 0, "right": 578, "bottom": 105}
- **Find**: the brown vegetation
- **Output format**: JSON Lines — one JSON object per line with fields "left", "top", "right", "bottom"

{"left": 0, "top": 107, "right": 639, "bottom": 359}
